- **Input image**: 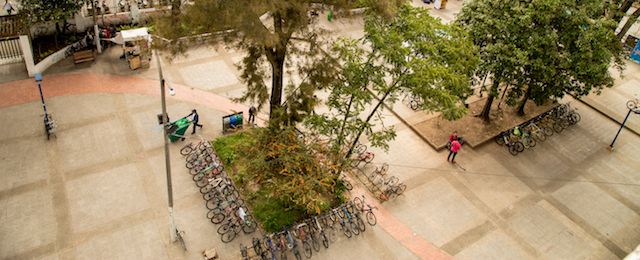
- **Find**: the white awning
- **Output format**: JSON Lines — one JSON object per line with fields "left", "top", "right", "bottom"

{"left": 112, "top": 27, "right": 150, "bottom": 45}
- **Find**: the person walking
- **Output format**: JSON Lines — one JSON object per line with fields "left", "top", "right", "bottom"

{"left": 248, "top": 106, "right": 256, "bottom": 124}
{"left": 4, "top": 0, "right": 15, "bottom": 15}
{"left": 188, "top": 109, "right": 202, "bottom": 134}
{"left": 447, "top": 140, "right": 461, "bottom": 163}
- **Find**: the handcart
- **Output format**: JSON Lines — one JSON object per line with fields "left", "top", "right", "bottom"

{"left": 167, "top": 117, "right": 191, "bottom": 142}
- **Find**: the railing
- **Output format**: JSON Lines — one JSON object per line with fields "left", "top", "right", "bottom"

{"left": 0, "top": 37, "right": 22, "bottom": 61}
{"left": 0, "top": 15, "right": 23, "bottom": 38}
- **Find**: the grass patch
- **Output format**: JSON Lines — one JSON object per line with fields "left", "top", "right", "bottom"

{"left": 212, "top": 132, "right": 248, "bottom": 165}
{"left": 252, "top": 195, "right": 301, "bottom": 233}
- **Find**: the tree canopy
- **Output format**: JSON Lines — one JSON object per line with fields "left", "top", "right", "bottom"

{"left": 307, "top": 3, "right": 479, "bottom": 159}
{"left": 457, "top": 0, "right": 625, "bottom": 118}
{"left": 154, "top": 0, "right": 405, "bottom": 128}
{"left": 19, "top": 0, "right": 82, "bottom": 34}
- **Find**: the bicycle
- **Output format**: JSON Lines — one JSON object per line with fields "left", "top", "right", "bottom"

{"left": 175, "top": 227, "right": 186, "bottom": 251}
{"left": 292, "top": 223, "right": 314, "bottom": 258}
{"left": 343, "top": 139, "right": 367, "bottom": 155}
{"left": 207, "top": 196, "right": 243, "bottom": 215}
{"left": 42, "top": 114, "right": 57, "bottom": 140}
{"left": 379, "top": 182, "right": 407, "bottom": 201}
{"left": 313, "top": 216, "right": 330, "bottom": 249}
{"left": 494, "top": 131, "right": 524, "bottom": 156}
{"left": 261, "top": 234, "right": 279, "bottom": 260}
{"left": 339, "top": 203, "right": 364, "bottom": 234}
{"left": 367, "top": 162, "right": 389, "bottom": 181}
{"left": 525, "top": 120, "right": 550, "bottom": 141}
{"left": 353, "top": 195, "right": 378, "bottom": 226}
{"left": 285, "top": 229, "right": 303, "bottom": 260}
{"left": 350, "top": 151, "right": 374, "bottom": 167}
{"left": 329, "top": 207, "right": 352, "bottom": 238}
{"left": 627, "top": 97, "right": 639, "bottom": 110}
{"left": 217, "top": 209, "right": 256, "bottom": 243}
{"left": 340, "top": 174, "right": 353, "bottom": 190}
{"left": 514, "top": 126, "right": 536, "bottom": 149}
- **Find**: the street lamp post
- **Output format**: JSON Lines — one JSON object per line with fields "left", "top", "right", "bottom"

{"left": 155, "top": 50, "right": 176, "bottom": 242}
{"left": 607, "top": 100, "right": 640, "bottom": 151}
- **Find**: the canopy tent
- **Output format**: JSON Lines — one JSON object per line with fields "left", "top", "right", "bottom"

{"left": 111, "top": 27, "right": 150, "bottom": 45}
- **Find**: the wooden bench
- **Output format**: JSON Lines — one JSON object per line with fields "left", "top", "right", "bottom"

{"left": 73, "top": 50, "right": 94, "bottom": 64}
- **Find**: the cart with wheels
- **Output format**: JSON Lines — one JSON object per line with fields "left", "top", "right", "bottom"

{"left": 167, "top": 117, "right": 190, "bottom": 142}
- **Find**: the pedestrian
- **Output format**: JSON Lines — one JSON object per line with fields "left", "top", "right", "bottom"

{"left": 188, "top": 109, "right": 202, "bottom": 134}
{"left": 248, "top": 106, "right": 256, "bottom": 124}
{"left": 447, "top": 140, "right": 461, "bottom": 164}
{"left": 4, "top": 0, "right": 15, "bottom": 16}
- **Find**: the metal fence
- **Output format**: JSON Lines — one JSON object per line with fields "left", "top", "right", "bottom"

{"left": 0, "top": 37, "right": 23, "bottom": 61}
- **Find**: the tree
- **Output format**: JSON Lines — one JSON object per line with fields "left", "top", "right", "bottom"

{"left": 307, "top": 4, "right": 479, "bottom": 159}
{"left": 19, "top": 0, "right": 83, "bottom": 37}
{"left": 154, "top": 0, "right": 404, "bottom": 128}
{"left": 458, "top": 0, "right": 625, "bottom": 119}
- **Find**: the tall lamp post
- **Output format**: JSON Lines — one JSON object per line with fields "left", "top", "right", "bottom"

{"left": 155, "top": 49, "right": 176, "bottom": 242}
{"left": 607, "top": 100, "right": 640, "bottom": 151}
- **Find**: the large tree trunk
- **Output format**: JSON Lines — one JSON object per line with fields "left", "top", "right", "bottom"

{"left": 517, "top": 87, "right": 532, "bottom": 115}
{"left": 480, "top": 81, "right": 500, "bottom": 122}
{"left": 269, "top": 50, "right": 286, "bottom": 124}
{"left": 617, "top": 8, "right": 640, "bottom": 40}
{"left": 171, "top": 0, "right": 181, "bottom": 17}
{"left": 612, "top": 0, "right": 635, "bottom": 23}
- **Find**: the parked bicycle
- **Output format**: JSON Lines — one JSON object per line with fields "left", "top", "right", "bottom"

{"left": 353, "top": 195, "right": 378, "bottom": 226}
{"left": 379, "top": 181, "right": 407, "bottom": 201}
{"left": 350, "top": 151, "right": 374, "bottom": 167}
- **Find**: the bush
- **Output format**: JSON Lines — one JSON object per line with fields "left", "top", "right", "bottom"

{"left": 212, "top": 132, "right": 248, "bottom": 165}
{"left": 252, "top": 195, "right": 302, "bottom": 233}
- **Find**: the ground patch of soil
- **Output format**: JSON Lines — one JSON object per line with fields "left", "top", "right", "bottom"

{"left": 414, "top": 98, "right": 558, "bottom": 149}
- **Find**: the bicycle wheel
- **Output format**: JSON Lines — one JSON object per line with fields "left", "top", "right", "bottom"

{"left": 204, "top": 191, "right": 217, "bottom": 201}
{"left": 571, "top": 113, "right": 581, "bottom": 123}
{"left": 328, "top": 225, "right": 337, "bottom": 242}
{"left": 344, "top": 179, "right": 353, "bottom": 190}
{"left": 221, "top": 229, "right": 236, "bottom": 243}
{"left": 294, "top": 250, "right": 302, "bottom": 260}
{"left": 356, "top": 216, "right": 366, "bottom": 232}
{"left": 311, "top": 235, "right": 320, "bottom": 252}
{"left": 388, "top": 176, "right": 399, "bottom": 186}
{"left": 536, "top": 132, "right": 546, "bottom": 141}
{"left": 302, "top": 241, "right": 312, "bottom": 258}
{"left": 193, "top": 172, "right": 205, "bottom": 182}
{"left": 241, "top": 243, "right": 248, "bottom": 258}
{"left": 178, "top": 232, "right": 187, "bottom": 251}
{"left": 366, "top": 211, "right": 377, "bottom": 226}
{"left": 410, "top": 100, "right": 419, "bottom": 110}
{"left": 328, "top": 211, "right": 337, "bottom": 222}
{"left": 180, "top": 146, "right": 193, "bottom": 155}
{"left": 379, "top": 190, "right": 391, "bottom": 201}
{"left": 356, "top": 144, "right": 366, "bottom": 155}
{"left": 350, "top": 221, "right": 360, "bottom": 235}
{"left": 508, "top": 145, "right": 518, "bottom": 156}
{"left": 320, "top": 232, "right": 329, "bottom": 248}
{"left": 200, "top": 185, "right": 212, "bottom": 194}
{"left": 243, "top": 216, "right": 257, "bottom": 234}
{"left": 380, "top": 163, "right": 389, "bottom": 175}
{"left": 207, "top": 207, "right": 222, "bottom": 218}
{"left": 514, "top": 142, "right": 524, "bottom": 152}
{"left": 364, "top": 153, "right": 374, "bottom": 163}
{"left": 350, "top": 159, "right": 360, "bottom": 168}
{"left": 217, "top": 223, "right": 231, "bottom": 235}
{"left": 340, "top": 222, "right": 352, "bottom": 238}
{"left": 280, "top": 246, "right": 287, "bottom": 260}
{"left": 211, "top": 213, "right": 225, "bottom": 224}
{"left": 495, "top": 135, "right": 505, "bottom": 146}
{"left": 395, "top": 184, "right": 407, "bottom": 195}
{"left": 353, "top": 197, "right": 364, "bottom": 211}
{"left": 543, "top": 126, "right": 554, "bottom": 136}
{"left": 196, "top": 177, "right": 209, "bottom": 188}
{"left": 368, "top": 170, "right": 378, "bottom": 181}
{"left": 186, "top": 153, "right": 198, "bottom": 163}
{"left": 627, "top": 100, "right": 637, "bottom": 110}
{"left": 526, "top": 137, "right": 536, "bottom": 148}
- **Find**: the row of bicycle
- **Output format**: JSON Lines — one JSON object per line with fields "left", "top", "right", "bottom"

{"left": 181, "top": 137, "right": 258, "bottom": 243}
{"left": 240, "top": 195, "right": 379, "bottom": 260}
{"left": 349, "top": 142, "right": 407, "bottom": 201}
{"left": 495, "top": 102, "right": 581, "bottom": 155}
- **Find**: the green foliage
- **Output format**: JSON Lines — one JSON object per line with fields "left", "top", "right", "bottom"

{"left": 252, "top": 195, "right": 301, "bottom": 233}
{"left": 457, "top": 0, "right": 625, "bottom": 110}
{"left": 39, "top": 49, "right": 55, "bottom": 59}
{"left": 19, "top": 0, "right": 82, "bottom": 31}
{"left": 212, "top": 132, "right": 247, "bottom": 165}
{"left": 306, "top": 4, "right": 478, "bottom": 159}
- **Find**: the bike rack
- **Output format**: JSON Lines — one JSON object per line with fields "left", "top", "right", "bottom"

{"left": 345, "top": 167, "right": 388, "bottom": 202}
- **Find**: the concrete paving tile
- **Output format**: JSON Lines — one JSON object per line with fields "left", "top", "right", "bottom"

{"left": 0, "top": 188, "right": 56, "bottom": 259}
{"left": 49, "top": 93, "right": 117, "bottom": 125}
{"left": 66, "top": 163, "right": 150, "bottom": 233}
{"left": 455, "top": 230, "right": 529, "bottom": 260}
{"left": 544, "top": 125, "right": 601, "bottom": 164}
{"left": 36, "top": 253, "right": 59, "bottom": 260}
{"left": 609, "top": 215, "right": 640, "bottom": 253}
{"left": 615, "top": 79, "right": 640, "bottom": 97}
{"left": 617, "top": 136, "right": 640, "bottom": 164}
{"left": 0, "top": 138, "right": 48, "bottom": 192}
{"left": 508, "top": 203, "right": 594, "bottom": 260}
{"left": 124, "top": 93, "right": 161, "bottom": 110}
{"left": 553, "top": 176, "right": 637, "bottom": 238}
{"left": 57, "top": 118, "right": 132, "bottom": 172}
{"left": 453, "top": 154, "right": 533, "bottom": 212}
{"left": 0, "top": 101, "right": 47, "bottom": 140}
{"left": 587, "top": 155, "right": 640, "bottom": 208}
{"left": 148, "top": 154, "right": 199, "bottom": 202}
{"left": 75, "top": 220, "right": 169, "bottom": 260}
{"left": 169, "top": 46, "right": 219, "bottom": 64}
{"left": 180, "top": 61, "right": 239, "bottom": 90}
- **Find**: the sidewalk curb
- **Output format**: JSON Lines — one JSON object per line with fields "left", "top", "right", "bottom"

{"left": 573, "top": 95, "right": 640, "bottom": 138}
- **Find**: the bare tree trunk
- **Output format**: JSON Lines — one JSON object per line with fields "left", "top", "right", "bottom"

{"left": 269, "top": 53, "right": 285, "bottom": 125}
{"left": 517, "top": 87, "right": 532, "bottom": 115}
{"left": 617, "top": 8, "right": 640, "bottom": 40}
{"left": 171, "top": 0, "right": 181, "bottom": 17}
{"left": 344, "top": 87, "right": 394, "bottom": 159}
{"left": 480, "top": 80, "right": 500, "bottom": 122}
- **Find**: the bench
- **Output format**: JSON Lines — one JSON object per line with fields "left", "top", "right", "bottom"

{"left": 73, "top": 50, "right": 94, "bottom": 64}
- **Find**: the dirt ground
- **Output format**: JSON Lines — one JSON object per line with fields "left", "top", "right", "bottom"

{"left": 414, "top": 97, "right": 558, "bottom": 149}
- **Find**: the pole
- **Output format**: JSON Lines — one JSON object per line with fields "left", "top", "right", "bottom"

{"left": 92, "top": 1, "right": 102, "bottom": 53}
{"left": 155, "top": 50, "right": 176, "bottom": 242}
{"left": 607, "top": 109, "right": 632, "bottom": 151}
{"left": 37, "top": 82, "right": 48, "bottom": 122}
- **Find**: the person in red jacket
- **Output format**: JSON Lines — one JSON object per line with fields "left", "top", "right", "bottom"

{"left": 447, "top": 140, "right": 461, "bottom": 163}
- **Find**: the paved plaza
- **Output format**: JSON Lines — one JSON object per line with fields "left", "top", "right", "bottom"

{"left": 1, "top": 1, "right": 640, "bottom": 259}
